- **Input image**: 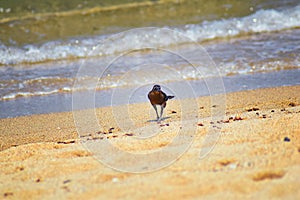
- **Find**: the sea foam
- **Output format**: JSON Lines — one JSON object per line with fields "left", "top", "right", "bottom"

{"left": 0, "top": 5, "right": 300, "bottom": 66}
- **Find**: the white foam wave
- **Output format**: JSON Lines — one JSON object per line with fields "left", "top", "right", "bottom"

{"left": 180, "top": 6, "right": 300, "bottom": 41}
{"left": 0, "top": 87, "right": 73, "bottom": 101}
{"left": 0, "top": 5, "right": 300, "bottom": 66}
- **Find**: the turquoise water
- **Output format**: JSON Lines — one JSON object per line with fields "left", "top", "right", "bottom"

{"left": 0, "top": 0, "right": 299, "bottom": 117}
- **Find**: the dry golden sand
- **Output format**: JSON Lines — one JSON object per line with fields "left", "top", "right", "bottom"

{"left": 0, "top": 85, "right": 299, "bottom": 199}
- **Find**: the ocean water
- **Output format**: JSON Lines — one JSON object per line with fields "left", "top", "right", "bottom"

{"left": 0, "top": 0, "right": 300, "bottom": 118}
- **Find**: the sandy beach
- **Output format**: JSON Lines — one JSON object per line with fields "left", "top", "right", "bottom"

{"left": 0, "top": 85, "right": 299, "bottom": 199}
{"left": 1, "top": 0, "right": 300, "bottom": 199}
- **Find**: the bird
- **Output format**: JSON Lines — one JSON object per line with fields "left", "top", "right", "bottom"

{"left": 148, "top": 85, "right": 174, "bottom": 121}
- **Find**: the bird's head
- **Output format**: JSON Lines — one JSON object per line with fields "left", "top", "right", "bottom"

{"left": 152, "top": 84, "right": 161, "bottom": 91}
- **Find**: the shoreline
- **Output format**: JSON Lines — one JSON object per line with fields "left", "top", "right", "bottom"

{"left": 1, "top": 85, "right": 299, "bottom": 199}
{"left": 1, "top": 68, "right": 300, "bottom": 119}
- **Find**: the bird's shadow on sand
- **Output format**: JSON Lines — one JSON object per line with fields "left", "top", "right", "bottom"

{"left": 147, "top": 116, "right": 171, "bottom": 123}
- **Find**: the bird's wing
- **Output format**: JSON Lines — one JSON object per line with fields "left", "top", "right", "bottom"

{"left": 162, "top": 91, "right": 169, "bottom": 101}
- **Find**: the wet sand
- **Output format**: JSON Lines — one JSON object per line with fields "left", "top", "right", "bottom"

{"left": 0, "top": 85, "right": 299, "bottom": 199}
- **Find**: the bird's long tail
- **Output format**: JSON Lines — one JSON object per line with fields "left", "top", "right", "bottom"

{"left": 167, "top": 96, "right": 175, "bottom": 100}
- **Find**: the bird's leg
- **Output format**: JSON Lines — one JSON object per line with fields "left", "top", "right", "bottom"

{"left": 152, "top": 105, "right": 159, "bottom": 121}
{"left": 159, "top": 106, "right": 164, "bottom": 121}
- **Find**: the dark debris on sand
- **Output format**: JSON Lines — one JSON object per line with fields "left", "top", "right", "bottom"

{"left": 283, "top": 137, "right": 291, "bottom": 142}
{"left": 57, "top": 140, "right": 76, "bottom": 144}
{"left": 124, "top": 133, "right": 134, "bottom": 137}
{"left": 233, "top": 115, "right": 243, "bottom": 121}
{"left": 246, "top": 107, "right": 260, "bottom": 112}
{"left": 288, "top": 102, "right": 296, "bottom": 107}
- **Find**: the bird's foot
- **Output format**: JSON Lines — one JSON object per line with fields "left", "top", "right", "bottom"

{"left": 156, "top": 117, "right": 161, "bottom": 123}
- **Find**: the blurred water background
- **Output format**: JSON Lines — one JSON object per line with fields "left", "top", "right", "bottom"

{"left": 0, "top": 0, "right": 299, "bottom": 118}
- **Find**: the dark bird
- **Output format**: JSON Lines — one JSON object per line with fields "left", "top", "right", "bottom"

{"left": 148, "top": 85, "right": 174, "bottom": 121}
